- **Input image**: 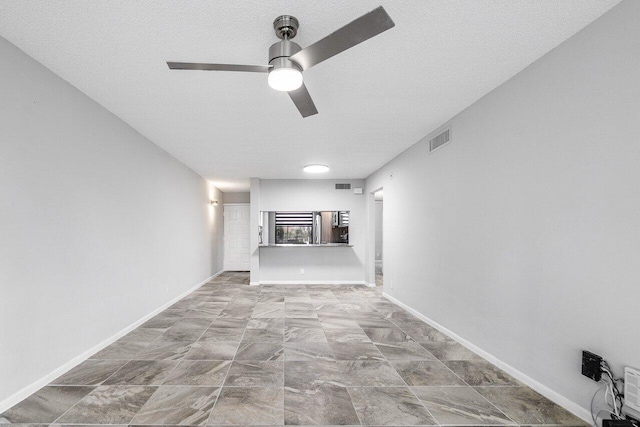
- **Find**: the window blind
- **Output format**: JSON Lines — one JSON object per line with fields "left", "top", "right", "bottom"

{"left": 275, "top": 211, "right": 313, "bottom": 227}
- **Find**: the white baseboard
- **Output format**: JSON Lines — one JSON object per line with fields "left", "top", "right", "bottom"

{"left": 365, "top": 282, "right": 376, "bottom": 288}
{"left": 259, "top": 280, "right": 367, "bottom": 286}
{"left": 0, "top": 270, "right": 223, "bottom": 414}
{"left": 382, "top": 292, "right": 591, "bottom": 423}
{"left": 249, "top": 281, "right": 260, "bottom": 286}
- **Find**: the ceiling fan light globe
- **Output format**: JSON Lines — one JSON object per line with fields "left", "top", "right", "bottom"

{"left": 268, "top": 68, "right": 303, "bottom": 92}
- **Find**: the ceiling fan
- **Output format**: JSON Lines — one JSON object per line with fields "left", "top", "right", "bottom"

{"left": 166, "top": 6, "right": 395, "bottom": 118}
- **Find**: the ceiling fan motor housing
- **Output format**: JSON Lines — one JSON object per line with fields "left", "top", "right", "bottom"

{"left": 273, "top": 15, "right": 299, "bottom": 40}
{"left": 269, "top": 39, "right": 302, "bottom": 73}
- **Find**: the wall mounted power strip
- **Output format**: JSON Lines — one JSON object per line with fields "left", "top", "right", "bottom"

{"left": 625, "top": 367, "right": 640, "bottom": 413}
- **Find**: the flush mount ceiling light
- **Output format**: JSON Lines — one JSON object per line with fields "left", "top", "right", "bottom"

{"left": 303, "top": 164, "right": 330, "bottom": 173}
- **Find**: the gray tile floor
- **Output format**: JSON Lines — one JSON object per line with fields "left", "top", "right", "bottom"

{"left": 1, "top": 271, "right": 587, "bottom": 426}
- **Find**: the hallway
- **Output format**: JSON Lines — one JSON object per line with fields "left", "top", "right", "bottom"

{"left": 0, "top": 272, "right": 584, "bottom": 426}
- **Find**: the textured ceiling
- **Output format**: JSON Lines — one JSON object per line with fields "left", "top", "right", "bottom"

{"left": 0, "top": 1, "right": 620, "bottom": 191}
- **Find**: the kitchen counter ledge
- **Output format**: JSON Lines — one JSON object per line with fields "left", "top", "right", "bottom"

{"left": 259, "top": 243, "right": 352, "bottom": 247}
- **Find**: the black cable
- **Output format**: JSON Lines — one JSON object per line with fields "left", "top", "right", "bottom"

{"left": 600, "top": 360, "right": 625, "bottom": 419}
{"left": 592, "top": 382, "right": 606, "bottom": 427}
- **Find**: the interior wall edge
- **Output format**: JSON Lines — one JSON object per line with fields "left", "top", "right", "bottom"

{"left": 364, "top": 1, "right": 639, "bottom": 419}
{"left": 382, "top": 292, "right": 591, "bottom": 422}
{"left": 0, "top": 270, "right": 224, "bottom": 414}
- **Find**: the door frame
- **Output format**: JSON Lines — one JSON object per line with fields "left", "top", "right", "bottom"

{"left": 366, "top": 186, "right": 384, "bottom": 288}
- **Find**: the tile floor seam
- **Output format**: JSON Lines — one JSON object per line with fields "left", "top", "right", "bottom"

{"left": 367, "top": 301, "right": 486, "bottom": 426}
{"left": 411, "top": 385, "right": 519, "bottom": 426}
{"left": 348, "top": 310, "right": 439, "bottom": 426}
{"left": 204, "top": 316, "right": 249, "bottom": 426}
{"left": 467, "top": 385, "right": 522, "bottom": 426}
{"left": 389, "top": 356, "right": 441, "bottom": 426}
{"left": 48, "top": 388, "right": 94, "bottom": 426}
{"left": 154, "top": 321, "right": 214, "bottom": 388}
{"left": 2, "top": 273, "right": 586, "bottom": 427}
{"left": 48, "top": 385, "right": 155, "bottom": 426}
{"left": 386, "top": 319, "right": 482, "bottom": 388}
{"left": 342, "top": 386, "right": 366, "bottom": 426}
{"left": 282, "top": 308, "right": 286, "bottom": 427}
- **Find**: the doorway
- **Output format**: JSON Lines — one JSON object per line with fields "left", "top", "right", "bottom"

{"left": 223, "top": 203, "right": 250, "bottom": 271}
{"left": 374, "top": 190, "right": 384, "bottom": 288}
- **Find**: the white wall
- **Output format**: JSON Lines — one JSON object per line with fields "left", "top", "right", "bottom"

{"left": 249, "top": 179, "right": 261, "bottom": 285}
{"left": 375, "top": 201, "right": 383, "bottom": 261}
{"left": 223, "top": 192, "right": 250, "bottom": 204}
{"left": 255, "top": 179, "right": 367, "bottom": 284}
{"left": 366, "top": 0, "right": 639, "bottom": 419}
{"left": 0, "top": 36, "right": 223, "bottom": 409}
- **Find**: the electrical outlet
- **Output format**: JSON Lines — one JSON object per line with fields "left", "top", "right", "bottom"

{"left": 390, "top": 280, "right": 393, "bottom": 290}
{"left": 165, "top": 283, "right": 169, "bottom": 293}
{"left": 582, "top": 350, "right": 603, "bottom": 382}
{"left": 300, "top": 268, "right": 304, "bottom": 275}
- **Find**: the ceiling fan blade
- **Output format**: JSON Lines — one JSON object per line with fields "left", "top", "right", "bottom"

{"left": 288, "top": 83, "right": 318, "bottom": 118}
{"left": 289, "top": 6, "right": 394, "bottom": 70}
{"left": 167, "top": 62, "right": 271, "bottom": 73}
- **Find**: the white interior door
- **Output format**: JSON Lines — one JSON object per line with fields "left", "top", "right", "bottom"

{"left": 224, "top": 204, "right": 250, "bottom": 271}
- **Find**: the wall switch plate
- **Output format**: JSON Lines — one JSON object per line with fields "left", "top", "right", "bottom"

{"left": 582, "top": 350, "right": 603, "bottom": 382}
{"left": 300, "top": 268, "right": 304, "bottom": 275}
